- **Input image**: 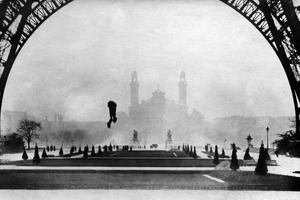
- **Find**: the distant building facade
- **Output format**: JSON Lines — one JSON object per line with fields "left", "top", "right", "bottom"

{"left": 129, "top": 71, "right": 188, "bottom": 124}
{"left": 127, "top": 71, "right": 202, "bottom": 143}
{"left": 1, "top": 110, "right": 64, "bottom": 136}
{"left": 1, "top": 111, "right": 34, "bottom": 135}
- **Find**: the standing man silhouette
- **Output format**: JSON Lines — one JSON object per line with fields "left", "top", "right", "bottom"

{"left": 107, "top": 101, "right": 117, "bottom": 128}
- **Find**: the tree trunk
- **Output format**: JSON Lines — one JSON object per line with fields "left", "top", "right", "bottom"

{"left": 27, "top": 140, "right": 30, "bottom": 150}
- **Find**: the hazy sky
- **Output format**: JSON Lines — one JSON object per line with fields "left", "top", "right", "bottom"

{"left": 1, "top": 0, "right": 297, "bottom": 121}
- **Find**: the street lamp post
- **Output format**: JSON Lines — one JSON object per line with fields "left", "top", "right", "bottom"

{"left": 266, "top": 126, "right": 269, "bottom": 150}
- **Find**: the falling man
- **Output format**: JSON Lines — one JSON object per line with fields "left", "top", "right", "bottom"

{"left": 107, "top": 101, "right": 117, "bottom": 128}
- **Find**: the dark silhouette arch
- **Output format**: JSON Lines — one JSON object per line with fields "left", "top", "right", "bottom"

{"left": 0, "top": 0, "right": 300, "bottom": 135}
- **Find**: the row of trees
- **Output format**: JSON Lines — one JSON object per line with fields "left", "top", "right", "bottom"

{"left": 38, "top": 143, "right": 135, "bottom": 158}
{"left": 1, "top": 133, "right": 24, "bottom": 153}
{"left": 1, "top": 119, "right": 41, "bottom": 153}
{"left": 23, "top": 143, "right": 133, "bottom": 161}
{"left": 211, "top": 143, "right": 269, "bottom": 175}
{"left": 211, "top": 143, "right": 239, "bottom": 170}
{"left": 182, "top": 144, "right": 197, "bottom": 158}
{"left": 17, "top": 119, "right": 41, "bottom": 150}
{"left": 273, "top": 119, "right": 300, "bottom": 157}
{"left": 23, "top": 141, "right": 270, "bottom": 175}
{"left": 273, "top": 130, "right": 300, "bottom": 157}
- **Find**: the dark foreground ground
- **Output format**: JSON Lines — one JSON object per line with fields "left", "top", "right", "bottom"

{"left": 0, "top": 169, "right": 299, "bottom": 190}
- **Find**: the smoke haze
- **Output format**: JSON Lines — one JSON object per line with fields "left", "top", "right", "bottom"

{"left": 1, "top": 0, "right": 295, "bottom": 122}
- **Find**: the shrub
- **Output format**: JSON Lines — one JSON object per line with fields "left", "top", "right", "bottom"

{"left": 210, "top": 146, "right": 213, "bottom": 154}
{"left": 221, "top": 148, "right": 226, "bottom": 157}
{"left": 91, "top": 145, "right": 96, "bottom": 157}
{"left": 264, "top": 149, "right": 271, "bottom": 160}
{"left": 59, "top": 147, "right": 63, "bottom": 156}
{"left": 189, "top": 146, "right": 194, "bottom": 157}
{"left": 193, "top": 146, "right": 197, "bottom": 158}
{"left": 78, "top": 146, "right": 82, "bottom": 153}
{"left": 70, "top": 146, "right": 74, "bottom": 155}
{"left": 32, "top": 144, "right": 40, "bottom": 164}
{"left": 98, "top": 146, "right": 102, "bottom": 155}
{"left": 22, "top": 149, "right": 28, "bottom": 160}
{"left": 205, "top": 145, "right": 208, "bottom": 152}
{"left": 243, "top": 148, "right": 253, "bottom": 160}
{"left": 42, "top": 148, "right": 47, "bottom": 159}
{"left": 230, "top": 143, "right": 239, "bottom": 171}
{"left": 255, "top": 143, "right": 268, "bottom": 175}
{"left": 83, "top": 146, "right": 88, "bottom": 159}
{"left": 2, "top": 133, "right": 24, "bottom": 153}
{"left": 213, "top": 145, "right": 220, "bottom": 165}
{"left": 103, "top": 145, "right": 108, "bottom": 153}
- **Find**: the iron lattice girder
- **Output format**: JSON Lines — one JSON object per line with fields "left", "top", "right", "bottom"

{"left": 0, "top": 0, "right": 300, "bottom": 135}
{"left": 222, "top": 0, "right": 300, "bottom": 80}
{"left": 0, "top": 0, "right": 295, "bottom": 70}
{"left": 0, "top": 0, "right": 73, "bottom": 57}
{"left": 2, "top": 0, "right": 298, "bottom": 79}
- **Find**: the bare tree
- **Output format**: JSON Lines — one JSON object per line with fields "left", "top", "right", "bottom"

{"left": 17, "top": 119, "right": 41, "bottom": 149}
